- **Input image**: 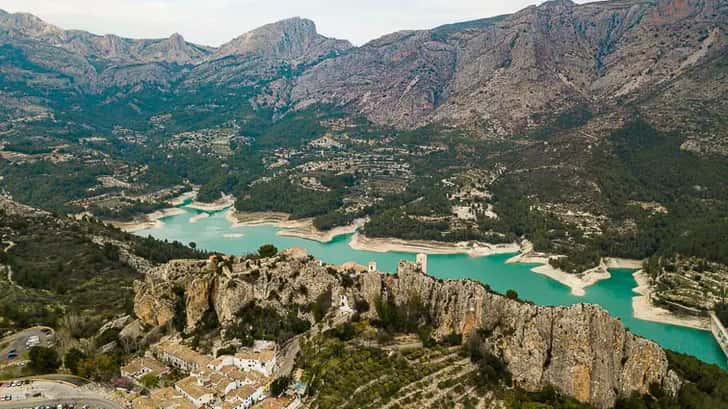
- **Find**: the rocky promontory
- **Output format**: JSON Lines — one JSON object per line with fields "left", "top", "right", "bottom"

{"left": 134, "top": 248, "right": 680, "bottom": 409}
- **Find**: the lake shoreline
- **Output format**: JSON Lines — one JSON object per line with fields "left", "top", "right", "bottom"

{"left": 112, "top": 207, "right": 187, "bottom": 232}
{"left": 227, "top": 209, "right": 523, "bottom": 253}
{"left": 506, "top": 241, "right": 644, "bottom": 297}
{"left": 187, "top": 193, "right": 236, "bottom": 212}
{"left": 631, "top": 270, "right": 710, "bottom": 331}
{"left": 226, "top": 209, "right": 364, "bottom": 243}
{"left": 278, "top": 219, "right": 366, "bottom": 243}
{"left": 111, "top": 190, "right": 199, "bottom": 232}
{"left": 348, "top": 232, "right": 521, "bottom": 257}
{"left": 114, "top": 191, "right": 237, "bottom": 232}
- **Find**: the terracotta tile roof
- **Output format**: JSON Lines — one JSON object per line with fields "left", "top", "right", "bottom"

{"left": 175, "top": 375, "right": 213, "bottom": 400}
{"left": 122, "top": 356, "right": 168, "bottom": 377}
{"left": 234, "top": 349, "right": 276, "bottom": 361}
{"left": 253, "top": 396, "right": 296, "bottom": 409}
{"left": 157, "top": 339, "right": 212, "bottom": 368}
{"left": 225, "top": 384, "right": 259, "bottom": 402}
{"left": 131, "top": 387, "right": 196, "bottom": 409}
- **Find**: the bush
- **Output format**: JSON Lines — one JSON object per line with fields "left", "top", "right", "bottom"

{"left": 216, "top": 345, "right": 237, "bottom": 357}
{"left": 96, "top": 328, "right": 121, "bottom": 347}
{"left": 64, "top": 348, "right": 86, "bottom": 375}
{"left": 326, "top": 323, "right": 357, "bottom": 341}
{"left": 28, "top": 347, "right": 60, "bottom": 374}
{"left": 258, "top": 244, "right": 278, "bottom": 258}
{"left": 139, "top": 373, "right": 160, "bottom": 389}
{"left": 442, "top": 332, "right": 462, "bottom": 346}
{"left": 76, "top": 353, "right": 119, "bottom": 381}
{"left": 506, "top": 289, "right": 519, "bottom": 300}
{"left": 270, "top": 376, "right": 291, "bottom": 397}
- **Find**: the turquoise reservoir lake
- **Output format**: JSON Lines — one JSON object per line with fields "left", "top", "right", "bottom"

{"left": 136, "top": 206, "right": 726, "bottom": 369}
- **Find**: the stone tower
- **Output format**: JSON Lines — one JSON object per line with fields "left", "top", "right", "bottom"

{"left": 416, "top": 253, "right": 428, "bottom": 274}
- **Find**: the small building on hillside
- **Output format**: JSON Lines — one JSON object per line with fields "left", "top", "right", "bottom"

{"left": 220, "top": 384, "right": 266, "bottom": 409}
{"left": 121, "top": 356, "right": 169, "bottom": 380}
{"left": 252, "top": 395, "right": 299, "bottom": 409}
{"left": 154, "top": 340, "right": 212, "bottom": 374}
{"left": 131, "top": 387, "right": 196, "bottom": 409}
{"left": 175, "top": 376, "right": 215, "bottom": 408}
{"left": 232, "top": 350, "right": 277, "bottom": 377}
{"left": 208, "top": 348, "right": 277, "bottom": 377}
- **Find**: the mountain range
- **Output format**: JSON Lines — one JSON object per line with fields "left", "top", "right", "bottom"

{"left": 1, "top": 0, "right": 726, "bottom": 146}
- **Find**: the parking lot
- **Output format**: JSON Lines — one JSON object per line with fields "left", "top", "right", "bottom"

{"left": 0, "top": 380, "right": 121, "bottom": 409}
{"left": 0, "top": 380, "right": 31, "bottom": 402}
{"left": 0, "top": 327, "right": 55, "bottom": 364}
{"left": 0, "top": 397, "right": 122, "bottom": 409}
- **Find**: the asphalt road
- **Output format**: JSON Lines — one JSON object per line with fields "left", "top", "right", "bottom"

{"left": 0, "top": 327, "right": 55, "bottom": 364}
{"left": 0, "top": 397, "right": 123, "bottom": 409}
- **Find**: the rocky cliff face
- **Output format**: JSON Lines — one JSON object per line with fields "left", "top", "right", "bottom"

{"left": 184, "top": 18, "right": 352, "bottom": 109}
{"left": 213, "top": 17, "right": 351, "bottom": 62}
{"left": 292, "top": 0, "right": 728, "bottom": 130}
{"left": 134, "top": 250, "right": 679, "bottom": 408}
{"left": 0, "top": 9, "right": 212, "bottom": 65}
{"left": 1, "top": 0, "right": 726, "bottom": 135}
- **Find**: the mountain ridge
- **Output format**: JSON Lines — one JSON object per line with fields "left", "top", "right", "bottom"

{"left": 0, "top": 8, "right": 214, "bottom": 65}
{"left": 4, "top": 0, "right": 724, "bottom": 134}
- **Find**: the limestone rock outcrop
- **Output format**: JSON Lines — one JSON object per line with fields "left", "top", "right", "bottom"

{"left": 134, "top": 251, "right": 679, "bottom": 409}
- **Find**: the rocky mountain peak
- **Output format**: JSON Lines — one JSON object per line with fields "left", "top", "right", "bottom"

{"left": 0, "top": 10, "right": 212, "bottom": 65}
{"left": 540, "top": 0, "right": 576, "bottom": 8}
{"left": 0, "top": 9, "right": 64, "bottom": 38}
{"left": 168, "top": 32, "right": 185, "bottom": 47}
{"left": 212, "top": 16, "right": 352, "bottom": 61}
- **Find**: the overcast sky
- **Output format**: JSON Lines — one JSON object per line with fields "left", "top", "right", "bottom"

{"left": 1, "top": 0, "right": 594, "bottom": 46}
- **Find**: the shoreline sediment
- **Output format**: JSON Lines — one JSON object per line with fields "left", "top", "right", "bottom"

{"left": 112, "top": 207, "right": 187, "bottom": 232}
{"left": 631, "top": 270, "right": 710, "bottom": 331}
{"left": 504, "top": 242, "right": 615, "bottom": 297}
{"left": 348, "top": 232, "right": 521, "bottom": 257}
{"left": 111, "top": 190, "right": 199, "bottom": 232}
{"left": 187, "top": 193, "right": 236, "bottom": 212}
{"left": 226, "top": 209, "right": 364, "bottom": 243}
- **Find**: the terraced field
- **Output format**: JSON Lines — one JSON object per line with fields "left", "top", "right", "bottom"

{"left": 298, "top": 337, "right": 503, "bottom": 409}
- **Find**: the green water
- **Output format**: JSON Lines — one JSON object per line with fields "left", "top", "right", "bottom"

{"left": 137, "top": 206, "right": 727, "bottom": 369}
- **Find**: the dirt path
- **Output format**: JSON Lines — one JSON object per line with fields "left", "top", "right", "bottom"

{"left": 1, "top": 241, "right": 19, "bottom": 288}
